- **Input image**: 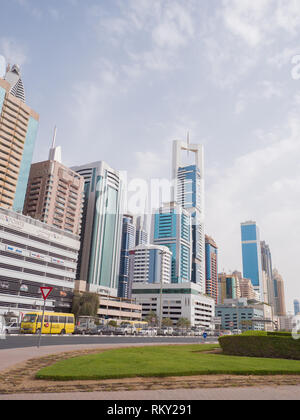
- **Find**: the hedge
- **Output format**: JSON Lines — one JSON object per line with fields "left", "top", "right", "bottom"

{"left": 219, "top": 333, "right": 300, "bottom": 360}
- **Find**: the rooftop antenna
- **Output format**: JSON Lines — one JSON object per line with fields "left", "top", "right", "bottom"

{"left": 51, "top": 126, "right": 57, "bottom": 149}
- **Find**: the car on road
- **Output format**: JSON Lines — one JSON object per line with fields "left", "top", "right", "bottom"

{"left": 113, "top": 327, "right": 127, "bottom": 336}
{"left": 89, "top": 325, "right": 106, "bottom": 335}
{"left": 5, "top": 322, "right": 20, "bottom": 335}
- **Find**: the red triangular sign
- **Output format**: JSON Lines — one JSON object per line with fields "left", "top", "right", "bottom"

{"left": 40, "top": 287, "right": 53, "bottom": 300}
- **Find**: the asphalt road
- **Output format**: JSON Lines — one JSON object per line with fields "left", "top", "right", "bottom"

{"left": 0, "top": 335, "right": 217, "bottom": 350}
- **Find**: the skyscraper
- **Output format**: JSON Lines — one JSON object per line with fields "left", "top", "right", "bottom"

{"left": 241, "top": 221, "right": 264, "bottom": 301}
{"left": 294, "top": 299, "right": 300, "bottom": 316}
{"left": 218, "top": 272, "right": 241, "bottom": 304}
{"left": 261, "top": 241, "right": 275, "bottom": 307}
{"left": 152, "top": 202, "right": 192, "bottom": 284}
{"left": 205, "top": 235, "right": 218, "bottom": 304}
{"left": 273, "top": 269, "right": 287, "bottom": 317}
{"left": 136, "top": 215, "right": 148, "bottom": 246}
{"left": 118, "top": 214, "right": 137, "bottom": 299}
{"left": 173, "top": 140, "right": 205, "bottom": 291}
{"left": 0, "top": 64, "right": 39, "bottom": 211}
{"left": 129, "top": 244, "right": 172, "bottom": 286}
{"left": 72, "top": 161, "right": 123, "bottom": 296}
{"left": 23, "top": 141, "right": 84, "bottom": 236}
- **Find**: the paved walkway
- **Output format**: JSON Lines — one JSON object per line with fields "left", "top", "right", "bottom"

{"left": 1, "top": 386, "right": 300, "bottom": 400}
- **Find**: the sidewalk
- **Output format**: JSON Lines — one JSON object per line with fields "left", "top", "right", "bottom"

{"left": 1, "top": 386, "right": 300, "bottom": 400}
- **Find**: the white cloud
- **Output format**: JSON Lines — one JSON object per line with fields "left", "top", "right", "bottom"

{"left": 206, "top": 114, "right": 300, "bottom": 307}
{"left": 0, "top": 38, "right": 27, "bottom": 66}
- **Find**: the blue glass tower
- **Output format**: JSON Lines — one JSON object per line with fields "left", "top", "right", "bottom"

{"left": 152, "top": 202, "right": 192, "bottom": 284}
{"left": 173, "top": 140, "right": 205, "bottom": 292}
{"left": 241, "top": 221, "right": 264, "bottom": 300}
{"left": 118, "top": 214, "right": 136, "bottom": 299}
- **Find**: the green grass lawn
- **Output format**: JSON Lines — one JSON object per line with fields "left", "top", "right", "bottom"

{"left": 36, "top": 344, "right": 300, "bottom": 381}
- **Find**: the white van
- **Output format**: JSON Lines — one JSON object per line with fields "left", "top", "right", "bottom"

{"left": 0, "top": 315, "right": 6, "bottom": 339}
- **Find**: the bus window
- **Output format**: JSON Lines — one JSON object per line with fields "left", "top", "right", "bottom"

{"left": 59, "top": 316, "right": 66, "bottom": 324}
{"left": 23, "top": 314, "right": 37, "bottom": 323}
{"left": 50, "top": 316, "right": 59, "bottom": 323}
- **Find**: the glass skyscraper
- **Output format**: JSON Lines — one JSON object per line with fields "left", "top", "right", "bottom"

{"left": 173, "top": 140, "right": 205, "bottom": 292}
{"left": 118, "top": 214, "right": 136, "bottom": 299}
{"left": 241, "top": 221, "right": 264, "bottom": 301}
{"left": 152, "top": 202, "right": 192, "bottom": 284}
{"left": 72, "top": 161, "right": 123, "bottom": 297}
{"left": 294, "top": 299, "right": 300, "bottom": 316}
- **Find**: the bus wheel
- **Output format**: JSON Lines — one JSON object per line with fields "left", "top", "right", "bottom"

{"left": 35, "top": 329, "right": 41, "bottom": 335}
{"left": 60, "top": 329, "right": 66, "bottom": 335}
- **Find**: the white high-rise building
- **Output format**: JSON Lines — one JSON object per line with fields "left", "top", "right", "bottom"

{"left": 129, "top": 244, "right": 172, "bottom": 286}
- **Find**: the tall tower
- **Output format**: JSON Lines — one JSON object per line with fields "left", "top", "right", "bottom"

{"left": 72, "top": 161, "right": 123, "bottom": 297}
{"left": 205, "top": 235, "right": 218, "bottom": 304}
{"left": 273, "top": 269, "right": 287, "bottom": 316}
{"left": 152, "top": 202, "right": 192, "bottom": 284}
{"left": 261, "top": 241, "right": 275, "bottom": 308}
{"left": 0, "top": 64, "right": 39, "bottom": 211}
{"left": 241, "top": 221, "right": 264, "bottom": 301}
{"left": 23, "top": 137, "right": 84, "bottom": 236}
{"left": 172, "top": 140, "right": 205, "bottom": 291}
{"left": 118, "top": 214, "right": 137, "bottom": 299}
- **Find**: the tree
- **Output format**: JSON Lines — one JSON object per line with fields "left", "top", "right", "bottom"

{"left": 162, "top": 318, "right": 173, "bottom": 327}
{"left": 145, "top": 311, "right": 159, "bottom": 327}
{"left": 108, "top": 320, "right": 118, "bottom": 327}
{"left": 177, "top": 318, "right": 191, "bottom": 329}
{"left": 72, "top": 292, "right": 99, "bottom": 320}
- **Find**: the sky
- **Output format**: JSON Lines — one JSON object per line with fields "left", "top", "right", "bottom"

{"left": 0, "top": 0, "right": 299, "bottom": 311}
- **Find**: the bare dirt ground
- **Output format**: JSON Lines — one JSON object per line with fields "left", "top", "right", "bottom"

{"left": 0, "top": 347, "right": 300, "bottom": 395}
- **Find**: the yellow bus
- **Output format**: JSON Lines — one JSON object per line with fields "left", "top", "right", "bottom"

{"left": 21, "top": 312, "right": 75, "bottom": 335}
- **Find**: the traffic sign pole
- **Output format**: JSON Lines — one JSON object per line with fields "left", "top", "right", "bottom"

{"left": 37, "top": 299, "right": 46, "bottom": 348}
{"left": 37, "top": 287, "right": 53, "bottom": 348}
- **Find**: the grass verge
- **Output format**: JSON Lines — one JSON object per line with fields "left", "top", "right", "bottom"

{"left": 36, "top": 344, "right": 300, "bottom": 381}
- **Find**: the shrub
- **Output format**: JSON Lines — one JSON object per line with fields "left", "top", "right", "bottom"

{"left": 219, "top": 333, "right": 300, "bottom": 360}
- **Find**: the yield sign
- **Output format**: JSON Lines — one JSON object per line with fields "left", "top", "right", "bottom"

{"left": 40, "top": 287, "right": 53, "bottom": 301}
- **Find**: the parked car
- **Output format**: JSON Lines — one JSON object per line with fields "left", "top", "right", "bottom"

{"left": 98, "top": 326, "right": 116, "bottom": 336}
{"left": 5, "top": 322, "right": 20, "bottom": 335}
{"left": 232, "top": 329, "right": 242, "bottom": 335}
{"left": 89, "top": 325, "right": 106, "bottom": 335}
{"left": 113, "top": 327, "right": 127, "bottom": 336}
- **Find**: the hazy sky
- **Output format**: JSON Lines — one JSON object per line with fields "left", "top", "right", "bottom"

{"left": 1, "top": 0, "right": 299, "bottom": 311}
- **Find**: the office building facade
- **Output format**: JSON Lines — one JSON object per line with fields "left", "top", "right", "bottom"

{"left": 0, "top": 66, "right": 39, "bottom": 211}
{"left": 241, "top": 221, "right": 264, "bottom": 301}
{"left": 72, "top": 161, "right": 123, "bottom": 296}
{"left": 152, "top": 202, "right": 192, "bottom": 284}
{"left": 0, "top": 207, "right": 80, "bottom": 316}
{"left": 216, "top": 299, "right": 264, "bottom": 332}
{"left": 218, "top": 273, "right": 241, "bottom": 304}
{"left": 205, "top": 235, "right": 218, "bottom": 304}
{"left": 129, "top": 244, "right": 172, "bottom": 287}
{"left": 132, "top": 282, "right": 215, "bottom": 328}
{"left": 23, "top": 147, "right": 84, "bottom": 236}
{"left": 173, "top": 140, "right": 205, "bottom": 291}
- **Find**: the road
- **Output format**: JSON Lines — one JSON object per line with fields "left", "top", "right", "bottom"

{"left": 0, "top": 334, "right": 217, "bottom": 350}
